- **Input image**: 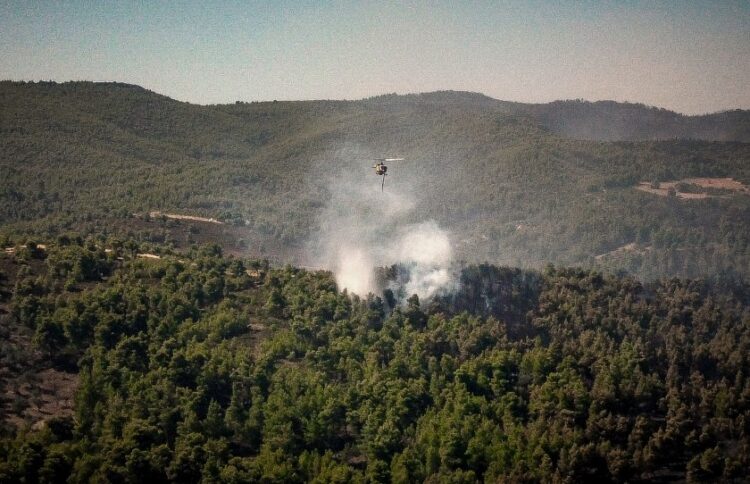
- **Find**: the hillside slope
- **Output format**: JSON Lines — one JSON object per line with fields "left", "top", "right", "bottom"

{"left": 1, "top": 81, "right": 749, "bottom": 281}
{"left": 1, "top": 242, "right": 749, "bottom": 482}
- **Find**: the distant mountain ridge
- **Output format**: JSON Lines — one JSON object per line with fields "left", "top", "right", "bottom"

{"left": 1, "top": 80, "right": 749, "bottom": 281}
{"left": 362, "top": 90, "right": 750, "bottom": 142}
{"left": 5, "top": 81, "right": 748, "bottom": 142}
{"left": 518, "top": 99, "right": 750, "bottom": 142}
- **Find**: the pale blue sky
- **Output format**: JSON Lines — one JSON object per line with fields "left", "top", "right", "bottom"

{"left": 2, "top": 1, "right": 748, "bottom": 114}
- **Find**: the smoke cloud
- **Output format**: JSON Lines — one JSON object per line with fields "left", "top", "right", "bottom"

{"left": 307, "top": 157, "right": 456, "bottom": 302}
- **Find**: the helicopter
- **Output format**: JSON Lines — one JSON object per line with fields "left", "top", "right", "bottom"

{"left": 372, "top": 157, "right": 404, "bottom": 191}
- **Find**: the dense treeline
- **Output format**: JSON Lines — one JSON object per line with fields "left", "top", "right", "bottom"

{"left": 2, "top": 81, "right": 750, "bottom": 282}
{"left": 1, "top": 240, "right": 749, "bottom": 482}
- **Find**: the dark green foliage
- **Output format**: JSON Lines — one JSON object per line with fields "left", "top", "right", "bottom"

{"left": 1, "top": 241, "right": 749, "bottom": 482}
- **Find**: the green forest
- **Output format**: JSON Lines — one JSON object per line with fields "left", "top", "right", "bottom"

{"left": 2, "top": 81, "right": 750, "bottom": 482}
{"left": 1, "top": 239, "right": 749, "bottom": 482}
{"left": 2, "top": 81, "right": 750, "bottom": 281}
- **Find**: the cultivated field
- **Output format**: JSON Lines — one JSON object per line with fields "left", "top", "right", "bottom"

{"left": 635, "top": 177, "right": 750, "bottom": 199}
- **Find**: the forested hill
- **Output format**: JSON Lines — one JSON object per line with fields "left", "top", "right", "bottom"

{"left": 376, "top": 92, "right": 750, "bottom": 142}
{"left": 1, "top": 241, "right": 749, "bottom": 482}
{"left": 518, "top": 99, "right": 750, "bottom": 142}
{"left": 2, "top": 81, "right": 750, "bottom": 282}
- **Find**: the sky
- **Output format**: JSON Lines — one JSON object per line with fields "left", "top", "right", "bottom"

{"left": 1, "top": 1, "right": 749, "bottom": 114}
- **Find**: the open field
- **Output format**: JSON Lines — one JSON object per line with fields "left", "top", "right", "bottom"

{"left": 634, "top": 177, "right": 750, "bottom": 199}
{"left": 148, "top": 211, "right": 224, "bottom": 224}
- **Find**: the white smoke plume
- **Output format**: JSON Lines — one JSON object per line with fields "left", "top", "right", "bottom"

{"left": 396, "top": 221, "right": 453, "bottom": 298}
{"left": 307, "top": 156, "right": 456, "bottom": 302}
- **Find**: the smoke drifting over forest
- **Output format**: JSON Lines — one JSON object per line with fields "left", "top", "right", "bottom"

{"left": 306, "top": 158, "right": 456, "bottom": 301}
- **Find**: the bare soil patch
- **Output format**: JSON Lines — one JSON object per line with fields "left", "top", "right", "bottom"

{"left": 595, "top": 242, "right": 651, "bottom": 261}
{"left": 635, "top": 177, "right": 750, "bottom": 200}
{"left": 0, "top": 253, "right": 78, "bottom": 431}
{"left": 149, "top": 211, "right": 224, "bottom": 224}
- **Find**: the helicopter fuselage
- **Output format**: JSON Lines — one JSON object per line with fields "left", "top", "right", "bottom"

{"left": 374, "top": 163, "right": 388, "bottom": 176}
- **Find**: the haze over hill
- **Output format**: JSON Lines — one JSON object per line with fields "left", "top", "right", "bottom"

{"left": 518, "top": 100, "right": 750, "bottom": 142}
{"left": 2, "top": 81, "right": 750, "bottom": 283}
